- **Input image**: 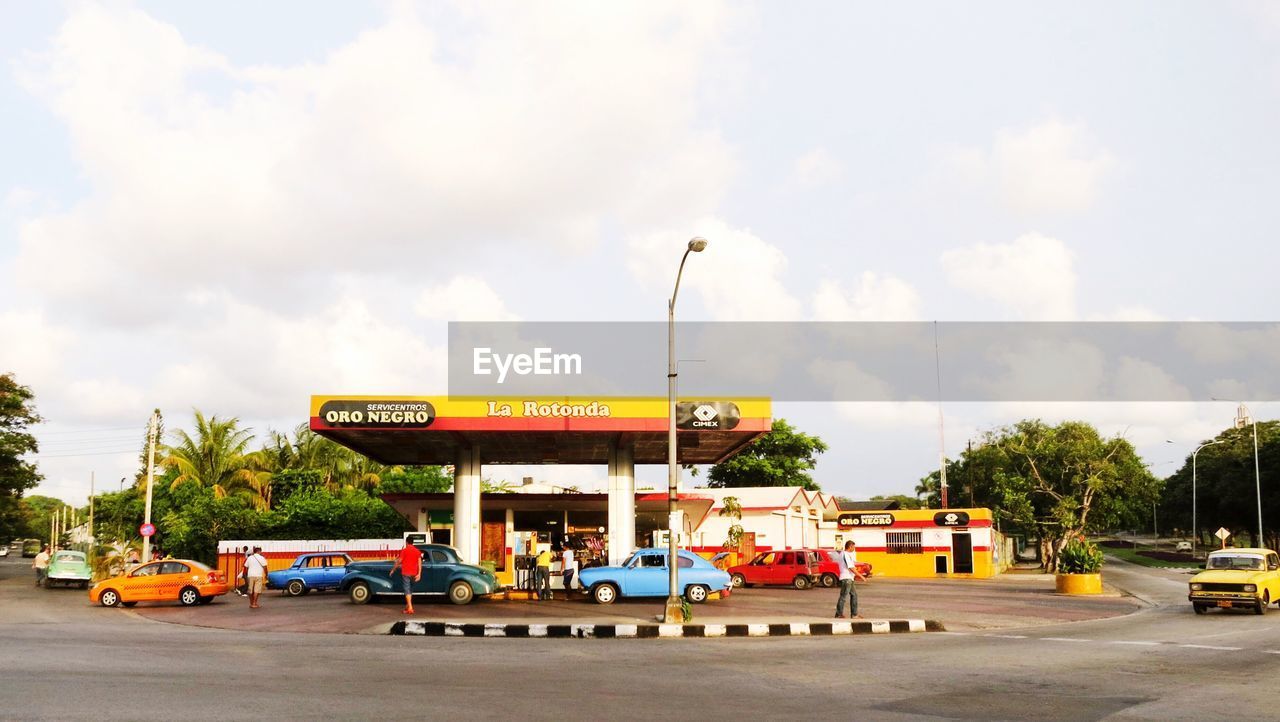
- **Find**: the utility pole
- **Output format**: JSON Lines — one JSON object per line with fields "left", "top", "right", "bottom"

{"left": 89, "top": 471, "right": 95, "bottom": 549}
{"left": 142, "top": 411, "right": 158, "bottom": 563}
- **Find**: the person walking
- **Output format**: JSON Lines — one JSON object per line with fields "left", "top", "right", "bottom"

{"left": 32, "top": 545, "right": 50, "bottom": 588}
{"left": 535, "top": 546, "right": 554, "bottom": 601}
{"left": 244, "top": 546, "right": 269, "bottom": 609}
{"left": 388, "top": 539, "right": 423, "bottom": 614}
{"left": 234, "top": 546, "right": 250, "bottom": 597}
{"left": 834, "top": 540, "right": 866, "bottom": 619}
{"left": 560, "top": 544, "right": 577, "bottom": 597}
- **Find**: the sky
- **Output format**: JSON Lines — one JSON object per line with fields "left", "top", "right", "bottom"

{"left": 3, "top": 1, "right": 1280, "bottom": 505}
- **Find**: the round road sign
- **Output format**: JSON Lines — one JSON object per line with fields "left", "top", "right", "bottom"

{"left": 139, "top": 523, "right": 156, "bottom": 537}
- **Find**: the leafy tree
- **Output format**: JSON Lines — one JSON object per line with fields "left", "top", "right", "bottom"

{"left": 264, "top": 487, "right": 408, "bottom": 541}
{"left": 948, "top": 420, "right": 1158, "bottom": 571}
{"left": 706, "top": 419, "right": 827, "bottom": 491}
{"left": 160, "top": 488, "right": 263, "bottom": 563}
{"left": 380, "top": 466, "right": 452, "bottom": 494}
{"left": 719, "top": 496, "right": 744, "bottom": 550}
{"left": 162, "top": 411, "right": 258, "bottom": 501}
{"left": 1160, "top": 420, "right": 1280, "bottom": 548}
{"left": 19, "top": 495, "right": 65, "bottom": 543}
{"left": 0, "top": 374, "right": 42, "bottom": 542}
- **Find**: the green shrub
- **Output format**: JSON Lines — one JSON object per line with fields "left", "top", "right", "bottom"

{"left": 1058, "top": 538, "right": 1104, "bottom": 574}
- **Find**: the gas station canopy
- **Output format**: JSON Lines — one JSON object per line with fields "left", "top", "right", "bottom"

{"left": 309, "top": 396, "right": 771, "bottom": 465}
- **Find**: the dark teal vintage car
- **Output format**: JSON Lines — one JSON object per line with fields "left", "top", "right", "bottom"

{"left": 338, "top": 544, "right": 501, "bottom": 605}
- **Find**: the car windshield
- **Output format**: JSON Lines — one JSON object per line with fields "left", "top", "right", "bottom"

{"left": 54, "top": 552, "right": 84, "bottom": 562}
{"left": 621, "top": 552, "right": 640, "bottom": 568}
{"left": 1208, "top": 555, "right": 1264, "bottom": 571}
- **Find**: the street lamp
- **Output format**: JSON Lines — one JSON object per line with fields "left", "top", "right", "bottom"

{"left": 1190, "top": 439, "right": 1224, "bottom": 557}
{"left": 1233, "top": 404, "right": 1263, "bottom": 546}
{"left": 665, "top": 236, "right": 707, "bottom": 624}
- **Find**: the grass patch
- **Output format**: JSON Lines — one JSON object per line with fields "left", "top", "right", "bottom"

{"left": 1101, "top": 544, "right": 1201, "bottom": 569}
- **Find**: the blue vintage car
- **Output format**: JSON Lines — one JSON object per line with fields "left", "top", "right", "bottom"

{"left": 577, "top": 548, "right": 732, "bottom": 605}
{"left": 338, "top": 544, "right": 500, "bottom": 605}
{"left": 266, "top": 552, "right": 355, "bottom": 596}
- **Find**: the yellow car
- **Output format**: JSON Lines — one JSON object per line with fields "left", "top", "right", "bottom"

{"left": 1188, "top": 548, "right": 1280, "bottom": 615}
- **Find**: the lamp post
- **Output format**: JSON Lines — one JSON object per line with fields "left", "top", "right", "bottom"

{"left": 665, "top": 237, "right": 707, "bottom": 624}
{"left": 1191, "top": 439, "right": 1224, "bottom": 557}
{"left": 1232, "top": 404, "right": 1263, "bottom": 546}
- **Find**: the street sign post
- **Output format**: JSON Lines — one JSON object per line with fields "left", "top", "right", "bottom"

{"left": 1215, "top": 527, "right": 1230, "bottom": 549}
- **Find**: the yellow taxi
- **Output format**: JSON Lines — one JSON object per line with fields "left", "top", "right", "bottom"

{"left": 1188, "top": 548, "right": 1280, "bottom": 615}
{"left": 89, "top": 559, "right": 230, "bottom": 608}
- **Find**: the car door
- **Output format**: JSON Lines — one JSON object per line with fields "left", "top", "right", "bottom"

{"left": 766, "top": 552, "right": 791, "bottom": 585}
{"left": 626, "top": 554, "right": 667, "bottom": 596}
{"left": 323, "top": 555, "right": 348, "bottom": 588}
{"left": 745, "top": 552, "right": 771, "bottom": 585}
{"left": 126, "top": 562, "right": 164, "bottom": 601}
{"left": 156, "top": 562, "right": 192, "bottom": 600}
{"left": 1268, "top": 553, "right": 1280, "bottom": 600}
{"left": 416, "top": 549, "right": 452, "bottom": 594}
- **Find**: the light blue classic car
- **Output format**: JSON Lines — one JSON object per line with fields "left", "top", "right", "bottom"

{"left": 338, "top": 544, "right": 500, "bottom": 605}
{"left": 266, "top": 552, "right": 355, "bottom": 596}
{"left": 577, "top": 548, "right": 732, "bottom": 605}
{"left": 45, "top": 550, "right": 92, "bottom": 589}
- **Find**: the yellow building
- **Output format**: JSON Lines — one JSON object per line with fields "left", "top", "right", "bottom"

{"left": 819, "top": 508, "right": 1007, "bottom": 578}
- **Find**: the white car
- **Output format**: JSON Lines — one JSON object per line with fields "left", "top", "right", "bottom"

{"left": 1175, "top": 541, "right": 1193, "bottom": 552}
{"left": 0, "top": 546, "right": 9, "bottom": 557}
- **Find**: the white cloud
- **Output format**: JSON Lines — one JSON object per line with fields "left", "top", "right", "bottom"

{"left": 787, "top": 147, "right": 843, "bottom": 189}
{"left": 416, "top": 276, "right": 518, "bottom": 322}
{"left": 948, "top": 119, "right": 1116, "bottom": 214}
{"left": 940, "top": 233, "right": 1076, "bottom": 320}
{"left": 13, "top": 2, "right": 737, "bottom": 324}
{"left": 0, "top": 310, "right": 74, "bottom": 390}
{"left": 626, "top": 217, "right": 803, "bottom": 321}
{"left": 812, "top": 272, "right": 922, "bottom": 321}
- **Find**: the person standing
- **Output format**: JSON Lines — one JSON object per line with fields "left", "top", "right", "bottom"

{"left": 235, "top": 546, "right": 251, "bottom": 597}
{"left": 388, "top": 539, "right": 423, "bottom": 614}
{"left": 535, "top": 546, "right": 554, "bottom": 601}
{"left": 560, "top": 544, "right": 577, "bottom": 596}
{"left": 244, "top": 546, "right": 269, "bottom": 609}
{"left": 32, "top": 545, "right": 50, "bottom": 588}
{"left": 834, "top": 540, "right": 866, "bottom": 619}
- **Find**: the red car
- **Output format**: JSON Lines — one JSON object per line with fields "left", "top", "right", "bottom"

{"left": 728, "top": 550, "right": 821, "bottom": 590}
{"left": 806, "top": 548, "right": 873, "bottom": 587}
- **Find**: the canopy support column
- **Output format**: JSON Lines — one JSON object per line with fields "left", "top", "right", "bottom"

{"left": 453, "top": 445, "right": 482, "bottom": 564}
{"left": 607, "top": 442, "right": 636, "bottom": 566}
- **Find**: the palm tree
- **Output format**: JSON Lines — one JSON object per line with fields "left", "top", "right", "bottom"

{"left": 162, "top": 411, "right": 258, "bottom": 501}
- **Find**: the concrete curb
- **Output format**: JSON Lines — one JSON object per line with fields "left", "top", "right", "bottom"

{"left": 390, "top": 619, "right": 943, "bottom": 638}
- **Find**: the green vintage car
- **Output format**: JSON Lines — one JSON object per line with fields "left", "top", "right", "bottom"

{"left": 45, "top": 550, "right": 93, "bottom": 589}
{"left": 339, "top": 544, "right": 501, "bottom": 605}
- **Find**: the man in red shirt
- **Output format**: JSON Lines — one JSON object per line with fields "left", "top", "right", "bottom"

{"left": 389, "top": 540, "right": 423, "bottom": 614}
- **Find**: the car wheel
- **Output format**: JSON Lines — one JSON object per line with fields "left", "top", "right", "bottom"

{"left": 449, "top": 581, "right": 474, "bottom": 605}
{"left": 99, "top": 589, "right": 120, "bottom": 607}
{"left": 79, "top": 581, "right": 88, "bottom": 590}
{"left": 286, "top": 579, "right": 305, "bottom": 597}
{"left": 1257, "top": 592, "right": 1270, "bottom": 616}
{"left": 349, "top": 581, "right": 372, "bottom": 605}
{"left": 1192, "top": 603, "right": 1207, "bottom": 615}
{"left": 179, "top": 587, "right": 201, "bottom": 606}
{"left": 793, "top": 575, "right": 812, "bottom": 590}
{"left": 731, "top": 573, "right": 746, "bottom": 588}
{"left": 685, "top": 585, "right": 709, "bottom": 604}
{"left": 592, "top": 583, "right": 618, "bottom": 605}
{"left": 821, "top": 573, "right": 838, "bottom": 588}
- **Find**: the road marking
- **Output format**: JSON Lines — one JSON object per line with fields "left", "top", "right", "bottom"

{"left": 1263, "top": 650, "right": 1280, "bottom": 655}
{"left": 1041, "top": 637, "right": 1091, "bottom": 643}
{"left": 936, "top": 631, "right": 971, "bottom": 636}
{"left": 989, "top": 634, "right": 1027, "bottom": 639}
{"left": 1109, "top": 640, "right": 1162, "bottom": 646}
{"left": 1179, "top": 644, "right": 1243, "bottom": 651}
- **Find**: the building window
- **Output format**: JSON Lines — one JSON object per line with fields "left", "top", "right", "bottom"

{"left": 887, "top": 531, "right": 922, "bottom": 554}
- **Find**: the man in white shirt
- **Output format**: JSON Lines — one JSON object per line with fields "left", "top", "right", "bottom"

{"left": 834, "top": 540, "right": 866, "bottom": 619}
{"left": 32, "top": 545, "right": 50, "bottom": 588}
{"left": 244, "top": 546, "right": 269, "bottom": 609}
{"left": 560, "top": 544, "right": 577, "bottom": 595}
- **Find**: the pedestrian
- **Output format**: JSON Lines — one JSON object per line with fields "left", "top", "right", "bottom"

{"left": 560, "top": 543, "right": 576, "bottom": 596}
{"left": 535, "top": 545, "right": 554, "bottom": 600}
{"left": 125, "top": 548, "right": 140, "bottom": 565}
{"left": 235, "top": 546, "right": 250, "bottom": 597}
{"left": 834, "top": 540, "right": 866, "bottom": 619}
{"left": 32, "top": 544, "right": 50, "bottom": 588}
{"left": 388, "top": 538, "right": 423, "bottom": 614}
{"left": 244, "top": 546, "right": 269, "bottom": 609}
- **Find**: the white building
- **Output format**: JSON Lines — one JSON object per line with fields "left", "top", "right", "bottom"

{"left": 688, "top": 487, "right": 842, "bottom": 553}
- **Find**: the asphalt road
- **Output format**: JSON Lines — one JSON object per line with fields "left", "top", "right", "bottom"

{"left": 2, "top": 553, "right": 1278, "bottom": 721}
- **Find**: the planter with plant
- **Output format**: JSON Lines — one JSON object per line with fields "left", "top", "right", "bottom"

{"left": 1055, "top": 537, "right": 1104, "bottom": 594}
